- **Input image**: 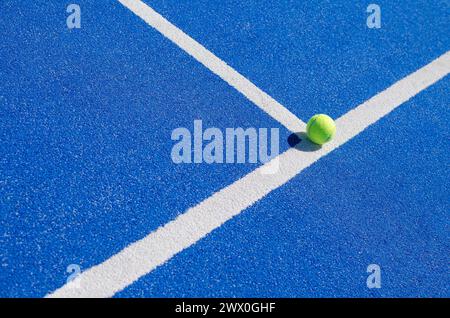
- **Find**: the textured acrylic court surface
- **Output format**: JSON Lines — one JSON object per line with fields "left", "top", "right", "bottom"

{"left": 1, "top": 0, "right": 449, "bottom": 297}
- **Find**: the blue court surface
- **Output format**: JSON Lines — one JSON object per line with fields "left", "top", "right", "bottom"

{"left": 1, "top": 1, "right": 449, "bottom": 298}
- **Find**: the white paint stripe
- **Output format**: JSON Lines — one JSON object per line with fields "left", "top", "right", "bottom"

{"left": 47, "top": 52, "right": 450, "bottom": 298}
{"left": 117, "top": 0, "right": 306, "bottom": 132}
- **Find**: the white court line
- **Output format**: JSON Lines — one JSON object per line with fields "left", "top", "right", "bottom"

{"left": 117, "top": 0, "right": 306, "bottom": 132}
{"left": 47, "top": 52, "right": 450, "bottom": 298}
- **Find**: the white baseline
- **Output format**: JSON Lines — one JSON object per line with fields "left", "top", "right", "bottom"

{"left": 117, "top": 0, "right": 306, "bottom": 132}
{"left": 47, "top": 51, "right": 450, "bottom": 298}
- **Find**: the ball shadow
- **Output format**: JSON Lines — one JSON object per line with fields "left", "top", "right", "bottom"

{"left": 287, "top": 132, "right": 322, "bottom": 152}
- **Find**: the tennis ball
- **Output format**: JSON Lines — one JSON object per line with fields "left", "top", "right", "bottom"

{"left": 306, "top": 114, "right": 336, "bottom": 145}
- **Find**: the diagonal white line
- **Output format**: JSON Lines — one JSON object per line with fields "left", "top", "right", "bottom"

{"left": 47, "top": 52, "right": 450, "bottom": 298}
{"left": 118, "top": 0, "right": 306, "bottom": 132}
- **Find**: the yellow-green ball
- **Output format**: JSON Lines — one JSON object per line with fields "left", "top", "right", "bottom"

{"left": 306, "top": 114, "right": 336, "bottom": 145}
